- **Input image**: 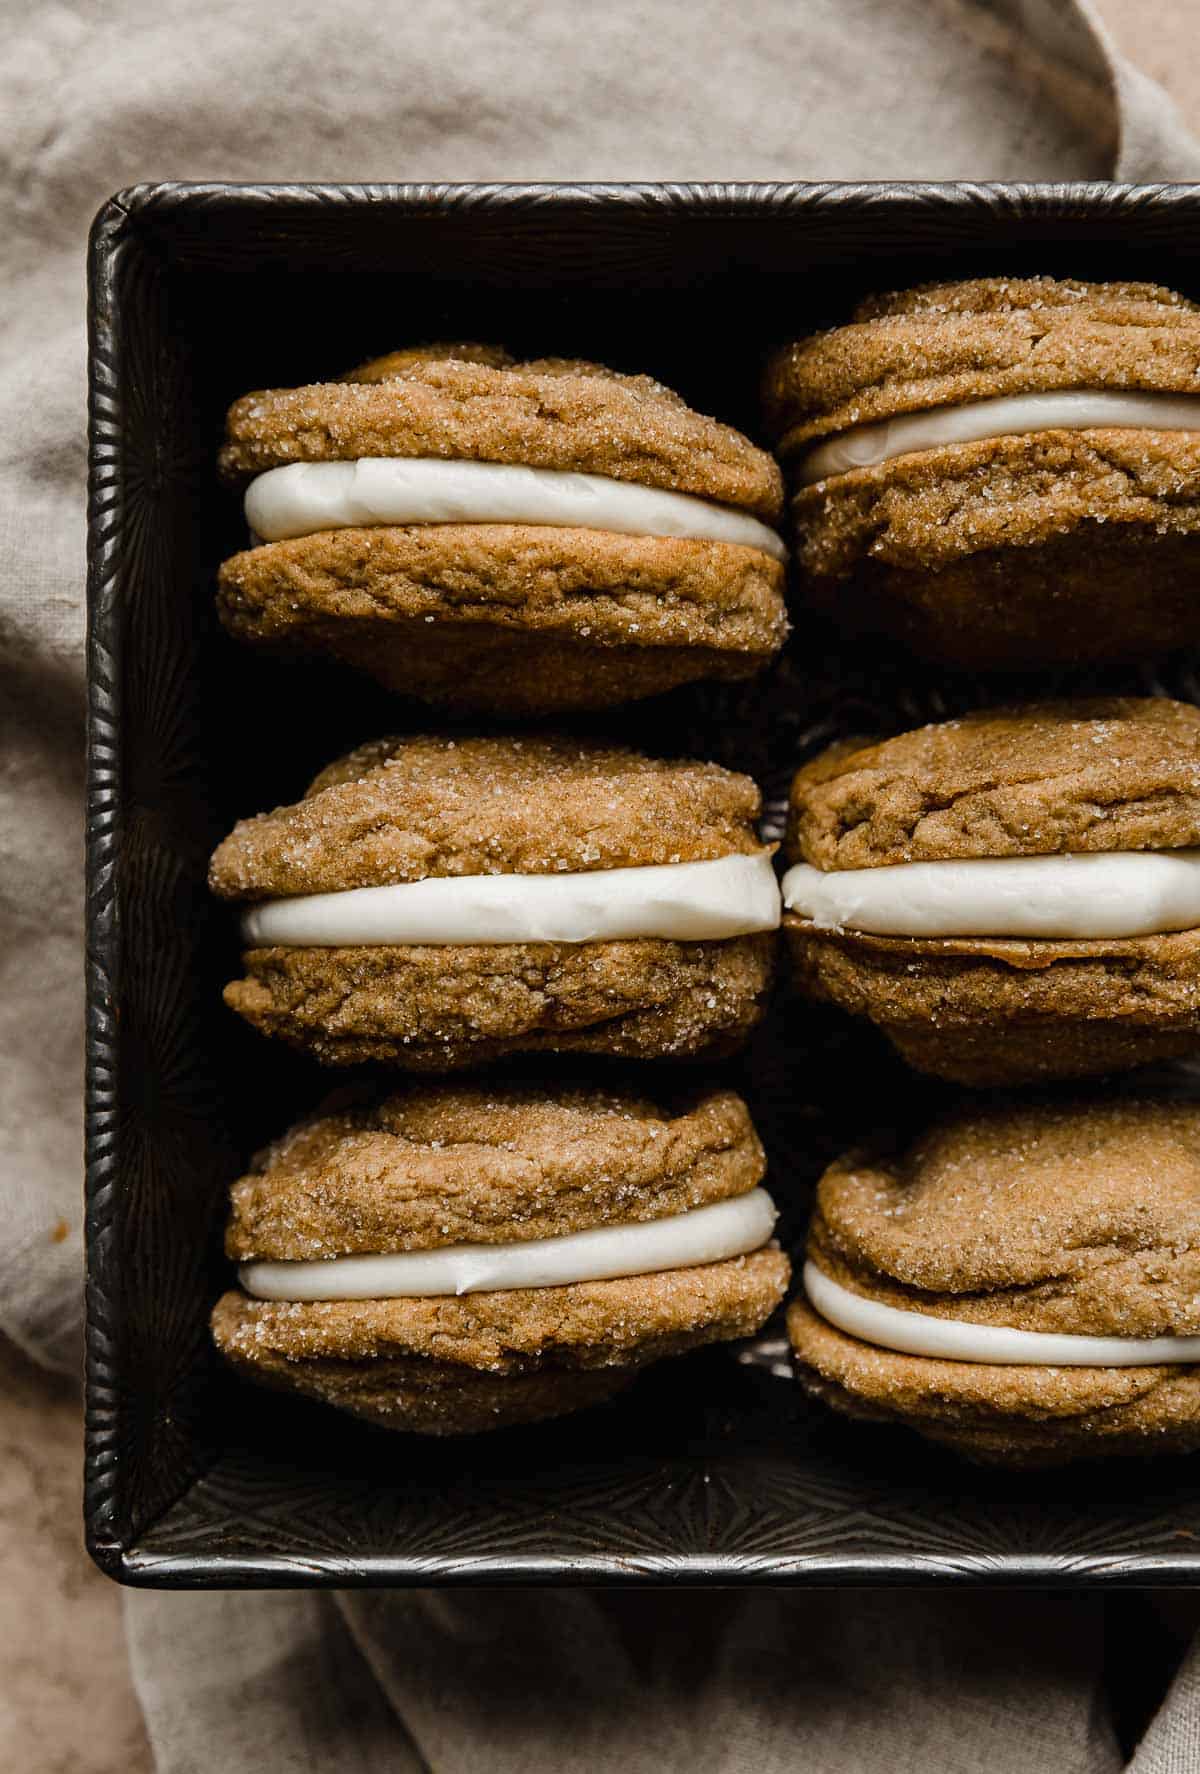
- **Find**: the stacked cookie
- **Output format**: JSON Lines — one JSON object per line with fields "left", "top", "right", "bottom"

{"left": 209, "top": 346, "right": 792, "bottom": 1433}
{"left": 768, "top": 275, "right": 1200, "bottom": 1467}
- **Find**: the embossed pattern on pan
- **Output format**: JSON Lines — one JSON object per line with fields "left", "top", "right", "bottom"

{"left": 87, "top": 181, "right": 1200, "bottom": 1588}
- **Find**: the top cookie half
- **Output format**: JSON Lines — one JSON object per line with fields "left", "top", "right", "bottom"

{"left": 764, "top": 278, "right": 1200, "bottom": 452}
{"left": 787, "top": 697, "right": 1200, "bottom": 871}
{"left": 223, "top": 349, "right": 783, "bottom": 515}
{"left": 216, "top": 348, "right": 788, "bottom": 714}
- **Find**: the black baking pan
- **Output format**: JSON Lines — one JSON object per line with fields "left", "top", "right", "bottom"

{"left": 86, "top": 181, "right": 1200, "bottom": 1587}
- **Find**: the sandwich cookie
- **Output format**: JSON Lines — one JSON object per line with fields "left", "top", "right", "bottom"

{"left": 210, "top": 733, "right": 781, "bottom": 1068}
{"left": 789, "top": 1095, "right": 1200, "bottom": 1466}
{"left": 212, "top": 1081, "right": 791, "bottom": 1433}
{"left": 217, "top": 345, "right": 788, "bottom": 713}
{"left": 763, "top": 277, "right": 1200, "bottom": 667}
{"left": 782, "top": 698, "right": 1200, "bottom": 1086}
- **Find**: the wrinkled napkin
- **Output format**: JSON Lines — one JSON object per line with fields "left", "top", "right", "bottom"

{"left": 5, "top": 0, "right": 1200, "bottom": 1767}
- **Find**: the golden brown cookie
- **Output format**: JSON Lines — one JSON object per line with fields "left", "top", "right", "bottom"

{"left": 789, "top": 1096, "right": 1200, "bottom": 1467}
{"left": 763, "top": 278, "right": 1200, "bottom": 668}
{"left": 786, "top": 925, "right": 1200, "bottom": 1087}
{"left": 212, "top": 734, "right": 779, "bottom": 1069}
{"left": 216, "top": 1256, "right": 790, "bottom": 1434}
{"left": 790, "top": 1300, "right": 1200, "bottom": 1467}
{"left": 212, "top": 1080, "right": 789, "bottom": 1434}
{"left": 782, "top": 700, "right": 1200, "bottom": 1086}
{"left": 211, "top": 1340, "right": 635, "bottom": 1437}
{"left": 218, "top": 346, "right": 787, "bottom": 712}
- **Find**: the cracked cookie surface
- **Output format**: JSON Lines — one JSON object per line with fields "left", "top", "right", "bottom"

{"left": 808, "top": 1096, "right": 1200, "bottom": 1333}
{"left": 789, "top": 1298, "right": 1200, "bottom": 1467}
{"left": 225, "top": 934, "right": 776, "bottom": 1069}
{"left": 786, "top": 432, "right": 1200, "bottom": 669}
{"left": 217, "top": 524, "right": 786, "bottom": 716}
{"left": 212, "top": 733, "right": 764, "bottom": 900}
{"left": 787, "top": 699, "right": 1200, "bottom": 872}
{"left": 223, "top": 351, "right": 783, "bottom": 516}
{"left": 764, "top": 277, "right": 1200, "bottom": 452}
{"left": 784, "top": 922, "right": 1200, "bottom": 1086}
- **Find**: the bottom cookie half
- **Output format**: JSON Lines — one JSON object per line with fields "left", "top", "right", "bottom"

{"left": 788, "top": 1299, "right": 1200, "bottom": 1469}
{"left": 218, "top": 525, "right": 786, "bottom": 714}
{"left": 218, "top": 1344, "right": 637, "bottom": 1436}
{"left": 213, "top": 1249, "right": 790, "bottom": 1434}
{"left": 225, "top": 933, "right": 776, "bottom": 1069}
{"left": 791, "top": 431, "right": 1200, "bottom": 670}
{"left": 785, "top": 918, "right": 1200, "bottom": 1086}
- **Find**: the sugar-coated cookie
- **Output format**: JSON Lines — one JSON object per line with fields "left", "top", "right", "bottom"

{"left": 790, "top": 1095, "right": 1200, "bottom": 1467}
{"left": 211, "top": 734, "right": 780, "bottom": 1069}
{"left": 764, "top": 278, "right": 1200, "bottom": 668}
{"left": 782, "top": 698, "right": 1200, "bottom": 1085}
{"left": 218, "top": 347, "right": 788, "bottom": 712}
{"left": 213, "top": 1080, "right": 790, "bottom": 1433}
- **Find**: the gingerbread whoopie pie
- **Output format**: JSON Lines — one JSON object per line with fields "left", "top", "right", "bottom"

{"left": 782, "top": 698, "right": 1200, "bottom": 1087}
{"left": 764, "top": 277, "right": 1200, "bottom": 668}
{"left": 212, "top": 1080, "right": 790, "bottom": 1434}
{"left": 789, "top": 1095, "right": 1200, "bottom": 1467}
{"left": 210, "top": 733, "right": 780, "bottom": 1069}
{"left": 216, "top": 344, "right": 788, "bottom": 713}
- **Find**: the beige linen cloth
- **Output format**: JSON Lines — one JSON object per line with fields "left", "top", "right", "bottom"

{"left": 6, "top": 0, "right": 1200, "bottom": 1767}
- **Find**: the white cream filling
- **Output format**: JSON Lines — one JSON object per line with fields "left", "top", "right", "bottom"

{"left": 796, "top": 390, "right": 1200, "bottom": 485}
{"left": 240, "top": 1188, "right": 778, "bottom": 1301}
{"left": 242, "top": 851, "right": 782, "bottom": 948}
{"left": 781, "top": 850, "right": 1200, "bottom": 940}
{"left": 244, "top": 457, "right": 787, "bottom": 561}
{"left": 804, "top": 1261, "right": 1200, "bottom": 1367}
